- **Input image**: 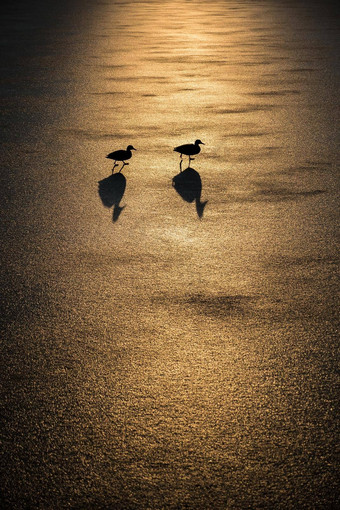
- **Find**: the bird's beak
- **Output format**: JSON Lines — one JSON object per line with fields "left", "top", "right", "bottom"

{"left": 201, "top": 142, "right": 205, "bottom": 145}
{"left": 132, "top": 147, "right": 137, "bottom": 150}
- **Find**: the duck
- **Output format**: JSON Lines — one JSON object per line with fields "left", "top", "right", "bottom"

{"left": 106, "top": 145, "right": 136, "bottom": 173}
{"left": 174, "top": 139, "right": 205, "bottom": 163}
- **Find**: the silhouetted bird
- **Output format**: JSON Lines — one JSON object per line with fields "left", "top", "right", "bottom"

{"left": 172, "top": 167, "right": 208, "bottom": 219}
{"left": 174, "top": 139, "right": 205, "bottom": 163}
{"left": 106, "top": 145, "right": 136, "bottom": 173}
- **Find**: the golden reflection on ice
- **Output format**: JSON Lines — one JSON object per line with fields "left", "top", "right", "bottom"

{"left": 2, "top": 0, "right": 339, "bottom": 507}
{"left": 86, "top": 0, "right": 293, "bottom": 149}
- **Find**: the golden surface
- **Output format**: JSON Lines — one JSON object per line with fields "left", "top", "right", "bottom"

{"left": 1, "top": 1, "right": 339, "bottom": 508}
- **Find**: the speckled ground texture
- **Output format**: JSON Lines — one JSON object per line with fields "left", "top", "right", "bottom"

{"left": 1, "top": 0, "right": 339, "bottom": 508}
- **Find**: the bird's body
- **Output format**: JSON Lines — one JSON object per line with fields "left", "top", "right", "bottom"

{"left": 106, "top": 145, "right": 136, "bottom": 172}
{"left": 174, "top": 139, "right": 205, "bottom": 163}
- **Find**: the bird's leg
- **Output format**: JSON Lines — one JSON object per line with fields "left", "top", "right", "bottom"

{"left": 119, "top": 161, "right": 126, "bottom": 173}
{"left": 112, "top": 161, "right": 118, "bottom": 174}
{"left": 179, "top": 159, "right": 183, "bottom": 172}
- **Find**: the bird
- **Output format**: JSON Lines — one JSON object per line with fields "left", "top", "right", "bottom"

{"left": 174, "top": 139, "right": 205, "bottom": 165}
{"left": 106, "top": 145, "right": 136, "bottom": 173}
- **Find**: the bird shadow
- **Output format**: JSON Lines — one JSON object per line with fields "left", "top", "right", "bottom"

{"left": 172, "top": 166, "right": 208, "bottom": 219}
{"left": 98, "top": 173, "right": 126, "bottom": 222}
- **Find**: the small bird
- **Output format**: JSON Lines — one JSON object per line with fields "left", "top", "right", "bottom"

{"left": 174, "top": 139, "right": 205, "bottom": 164}
{"left": 106, "top": 145, "right": 136, "bottom": 173}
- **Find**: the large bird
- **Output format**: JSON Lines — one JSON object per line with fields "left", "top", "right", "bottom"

{"left": 106, "top": 145, "right": 136, "bottom": 173}
{"left": 174, "top": 139, "right": 205, "bottom": 163}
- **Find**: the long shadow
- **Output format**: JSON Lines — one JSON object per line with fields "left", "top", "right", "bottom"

{"left": 98, "top": 173, "right": 126, "bottom": 222}
{"left": 172, "top": 166, "right": 208, "bottom": 218}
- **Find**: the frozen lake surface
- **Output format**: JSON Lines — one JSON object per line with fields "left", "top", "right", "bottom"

{"left": 1, "top": 1, "right": 339, "bottom": 508}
